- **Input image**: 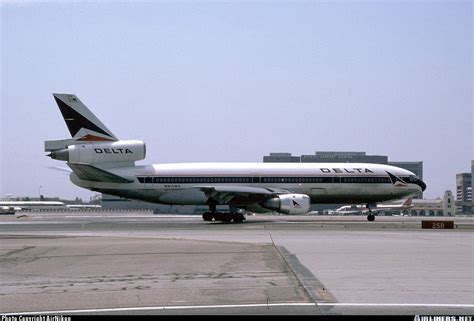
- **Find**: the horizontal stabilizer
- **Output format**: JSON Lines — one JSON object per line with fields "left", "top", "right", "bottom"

{"left": 67, "top": 163, "right": 134, "bottom": 183}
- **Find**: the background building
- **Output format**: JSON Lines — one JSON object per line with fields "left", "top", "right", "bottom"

{"left": 407, "top": 190, "right": 454, "bottom": 217}
{"left": 301, "top": 151, "right": 388, "bottom": 164}
{"left": 263, "top": 152, "right": 300, "bottom": 163}
{"left": 263, "top": 151, "right": 423, "bottom": 198}
{"left": 456, "top": 172, "right": 472, "bottom": 214}
{"left": 442, "top": 190, "right": 455, "bottom": 217}
{"left": 472, "top": 160, "right": 474, "bottom": 212}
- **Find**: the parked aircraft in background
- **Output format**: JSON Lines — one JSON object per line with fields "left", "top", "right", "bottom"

{"left": 45, "top": 93, "right": 426, "bottom": 223}
{"left": 333, "top": 205, "right": 364, "bottom": 216}
{"left": 0, "top": 201, "right": 101, "bottom": 214}
{"left": 0, "top": 201, "right": 67, "bottom": 214}
{"left": 66, "top": 204, "right": 102, "bottom": 210}
{"left": 0, "top": 206, "right": 16, "bottom": 215}
{"left": 334, "top": 197, "right": 413, "bottom": 215}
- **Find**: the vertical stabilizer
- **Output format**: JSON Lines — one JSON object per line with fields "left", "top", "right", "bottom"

{"left": 52, "top": 93, "right": 117, "bottom": 141}
{"left": 402, "top": 197, "right": 412, "bottom": 207}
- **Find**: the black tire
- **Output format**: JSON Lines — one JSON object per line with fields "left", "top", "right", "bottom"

{"left": 222, "top": 213, "right": 232, "bottom": 222}
{"left": 202, "top": 212, "right": 213, "bottom": 221}
{"left": 214, "top": 212, "right": 224, "bottom": 221}
{"left": 367, "top": 214, "right": 375, "bottom": 222}
{"left": 232, "top": 213, "right": 245, "bottom": 223}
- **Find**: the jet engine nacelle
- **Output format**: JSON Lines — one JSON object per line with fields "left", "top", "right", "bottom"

{"left": 262, "top": 194, "right": 311, "bottom": 215}
{"left": 48, "top": 140, "right": 146, "bottom": 164}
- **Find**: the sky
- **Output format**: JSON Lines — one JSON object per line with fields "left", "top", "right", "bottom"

{"left": 1, "top": 1, "right": 472, "bottom": 201}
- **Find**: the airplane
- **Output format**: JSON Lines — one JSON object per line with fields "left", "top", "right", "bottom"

{"left": 332, "top": 205, "right": 364, "bottom": 216}
{"left": 0, "top": 206, "right": 16, "bottom": 215}
{"left": 0, "top": 201, "right": 101, "bottom": 214}
{"left": 335, "top": 197, "right": 413, "bottom": 215}
{"left": 65, "top": 204, "right": 102, "bottom": 210}
{"left": 0, "top": 201, "right": 67, "bottom": 213}
{"left": 44, "top": 93, "right": 426, "bottom": 223}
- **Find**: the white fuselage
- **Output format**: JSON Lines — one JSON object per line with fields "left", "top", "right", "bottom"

{"left": 70, "top": 162, "right": 423, "bottom": 206}
{"left": 0, "top": 201, "right": 67, "bottom": 211}
{"left": 336, "top": 202, "right": 412, "bottom": 213}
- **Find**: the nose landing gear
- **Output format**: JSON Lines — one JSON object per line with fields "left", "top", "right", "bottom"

{"left": 366, "top": 203, "right": 376, "bottom": 222}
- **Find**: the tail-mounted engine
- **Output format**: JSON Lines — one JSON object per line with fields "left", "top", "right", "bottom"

{"left": 262, "top": 194, "right": 311, "bottom": 215}
{"left": 46, "top": 140, "right": 146, "bottom": 164}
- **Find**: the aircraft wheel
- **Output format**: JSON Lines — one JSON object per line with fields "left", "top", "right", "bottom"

{"left": 222, "top": 213, "right": 232, "bottom": 222}
{"left": 367, "top": 214, "right": 375, "bottom": 222}
{"left": 213, "top": 212, "right": 224, "bottom": 221}
{"left": 202, "top": 212, "right": 213, "bottom": 221}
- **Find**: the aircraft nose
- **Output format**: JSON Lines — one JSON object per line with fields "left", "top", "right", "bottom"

{"left": 417, "top": 179, "right": 426, "bottom": 192}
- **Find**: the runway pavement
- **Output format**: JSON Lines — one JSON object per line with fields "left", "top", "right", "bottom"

{"left": 1, "top": 212, "right": 473, "bottom": 315}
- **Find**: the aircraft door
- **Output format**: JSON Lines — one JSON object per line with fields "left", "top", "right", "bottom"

{"left": 252, "top": 173, "right": 260, "bottom": 185}
{"left": 144, "top": 176, "right": 154, "bottom": 189}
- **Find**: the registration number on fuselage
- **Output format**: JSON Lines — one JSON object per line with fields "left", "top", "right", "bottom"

{"left": 164, "top": 185, "right": 181, "bottom": 189}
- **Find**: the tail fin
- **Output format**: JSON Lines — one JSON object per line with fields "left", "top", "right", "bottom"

{"left": 52, "top": 93, "right": 117, "bottom": 142}
{"left": 402, "top": 197, "right": 412, "bottom": 207}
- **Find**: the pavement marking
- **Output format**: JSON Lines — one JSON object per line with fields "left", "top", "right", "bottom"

{"left": 5, "top": 302, "right": 474, "bottom": 315}
{"left": 318, "top": 303, "right": 474, "bottom": 307}
{"left": 275, "top": 245, "right": 337, "bottom": 304}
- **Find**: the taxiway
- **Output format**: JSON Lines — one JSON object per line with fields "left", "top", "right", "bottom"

{"left": 1, "top": 212, "right": 473, "bottom": 315}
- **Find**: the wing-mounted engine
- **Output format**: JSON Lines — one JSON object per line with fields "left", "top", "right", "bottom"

{"left": 262, "top": 194, "right": 311, "bottom": 215}
{"left": 46, "top": 140, "right": 146, "bottom": 165}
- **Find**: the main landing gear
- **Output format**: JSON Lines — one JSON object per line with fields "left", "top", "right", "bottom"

{"left": 202, "top": 201, "right": 246, "bottom": 223}
{"left": 202, "top": 211, "right": 246, "bottom": 223}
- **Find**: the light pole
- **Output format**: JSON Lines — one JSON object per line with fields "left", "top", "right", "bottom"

{"left": 39, "top": 186, "right": 42, "bottom": 199}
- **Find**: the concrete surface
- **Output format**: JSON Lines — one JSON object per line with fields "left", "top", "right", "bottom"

{"left": 0, "top": 212, "right": 472, "bottom": 315}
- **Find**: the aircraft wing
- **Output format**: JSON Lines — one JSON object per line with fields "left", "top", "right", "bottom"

{"left": 196, "top": 186, "right": 291, "bottom": 204}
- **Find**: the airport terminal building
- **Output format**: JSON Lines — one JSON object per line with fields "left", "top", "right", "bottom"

{"left": 406, "top": 190, "right": 454, "bottom": 217}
